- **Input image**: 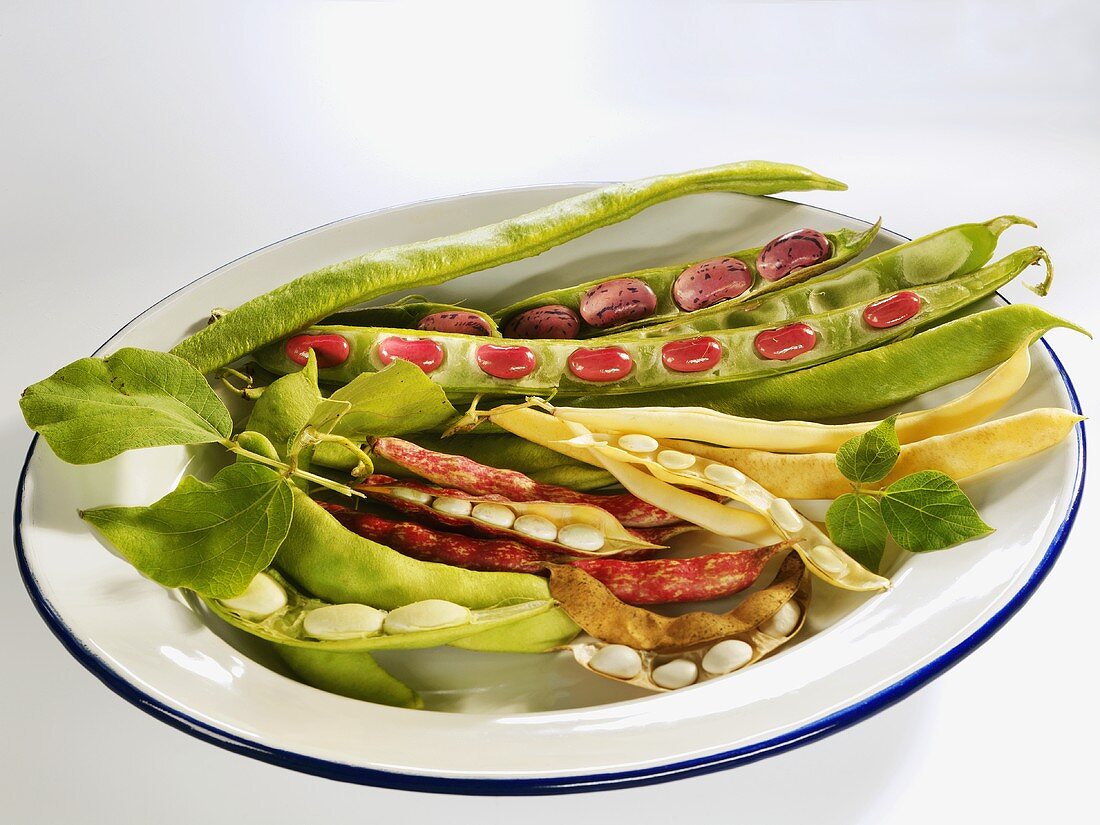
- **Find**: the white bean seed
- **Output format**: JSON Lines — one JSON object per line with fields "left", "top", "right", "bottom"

{"left": 303, "top": 603, "right": 386, "bottom": 640}
{"left": 432, "top": 496, "right": 473, "bottom": 517}
{"left": 390, "top": 486, "right": 433, "bottom": 505}
{"left": 656, "top": 449, "right": 696, "bottom": 470}
{"left": 589, "top": 645, "right": 643, "bottom": 679}
{"left": 470, "top": 502, "right": 516, "bottom": 529}
{"left": 809, "top": 544, "right": 848, "bottom": 574}
{"left": 218, "top": 572, "right": 287, "bottom": 619}
{"left": 513, "top": 515, "right": 558, "bottom": 541}
{"left": 383, "top": 599, "right": 471, "bottom": 634}
{"left": 703, "top": 463, "right": 746, "bottom": 487}
{"left": 760, "top": 601, "right": 802, "bottom": 638}
{"left": 651, "top": 659, "right": 699, "bottom": 690}
{"left": 701, "top": 640, "right": 754, "bottom": 675}
{"left": 617, "top": 433, "right": 659, "bottom": 453}
{"left": 557, "top": 523, "right": 606, "bottom": 552}
{"left": 768, "top": 498, "right": 804, "bottom": 532}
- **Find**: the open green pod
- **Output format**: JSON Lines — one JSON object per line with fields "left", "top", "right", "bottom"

{"left": 320, "top": 298, "right": 500, "bottom": 337}
{"left": 204, "top": 569, "right": 554, "bottom": 652}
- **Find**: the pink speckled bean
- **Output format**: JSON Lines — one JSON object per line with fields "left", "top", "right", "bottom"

{"left": 578, "top": 278, "right": 657, "bottom": 328}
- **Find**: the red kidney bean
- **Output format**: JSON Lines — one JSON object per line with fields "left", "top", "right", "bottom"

{"left": 285, "top": 334, "right": 350, "bottom": 368}
{"left": 578, "top": 278, "right": 658, "bottom": 328}
{"left": 416, "top": 311, "right": 493, "bottom": 336}
{"left": 863, "top": 291, "right": 923, "bottom": 329}
{"left": 660, "top": 337, "right": 723, "bottom": 373}
{"left": 754, "top": 322, "right": 817, "bottom": 361}
{"left": 567, "top": 346, "right": 634, "bottom": 382}
{"left": 756, "top": 229, "right": 831, "bottom": 282}
{"left": 370, "top": 436, "right": 681, "bottom": 527}
{"left": 376, "top": 336, "right": 444, "bottom": 373}
{"left": 475, "top": 344, "right": 537, "bottom": 379}
{"left": 672, "top": 257, "right": 754, "bottom": 310}
{"left": 504, "top": 305, "right": 581, "bottom": 339}
{"left": 322, "top": 502, "right": 788, "bottom": 605}
{"left": 571, "top": 542, "right": 789, "bottom": 605}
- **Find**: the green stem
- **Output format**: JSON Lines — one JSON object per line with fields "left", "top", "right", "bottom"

{"left": 221, "top": 439, "right": 363, "bottom": 498}
{"left": 302, "top": 430, "right": 375, "bottom": 477}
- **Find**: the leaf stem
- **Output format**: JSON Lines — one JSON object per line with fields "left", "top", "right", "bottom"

{"left": 221, "top": 439, "right": 363, "bottom": 498}
{"left": 299, "top": 429, "right": 375, "bottom": 478}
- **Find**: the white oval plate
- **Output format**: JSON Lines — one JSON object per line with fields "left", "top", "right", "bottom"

{"left": 15, "top": 185, "right": 1084, "bottom": 794}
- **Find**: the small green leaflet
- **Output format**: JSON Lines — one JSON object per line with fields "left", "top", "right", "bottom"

{"left": 244, "top": 351, "right": 322, "bottom": 460}
{"left": 326, "top": 360, "right": 457, "bottom": 439}
{"left": 19, "top": 347, "right": 232, "bottom": 464}
{"left": 835, "top": 415, "right": 900, "bottom": 484}
{"left": 879, "top": 471, "right": 993, "bottom": 552}
{"left": 825, "top": 493, "right": 889, "bottom": 572}
{"left": 81, "top": 463, "right": 293, "bottom": 599}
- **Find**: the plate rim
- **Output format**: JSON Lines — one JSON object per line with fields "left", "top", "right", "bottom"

{"left": 12, "top": 186, "right": 1087, "bottom": 795}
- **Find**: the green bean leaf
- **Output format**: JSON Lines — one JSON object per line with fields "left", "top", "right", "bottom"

{"left": 245, "top": 351, "right": 322, "bottom": 460}
{"left": 326, "top": 359, "right": 457, "bottom": 437}
{"left": 879, "top": 471, "right": 993, "bottom": 552}
{"left": 825, "top": 493, "right": 889, "bottom": 572}
{"left": 835, "top": 415, "right": 900, "bottom": 484}
{"left": 81, "top": 463, "right": 294, "bottom": 599}
{"left": 19, "top": 347, "right": 231, "bottom": 464}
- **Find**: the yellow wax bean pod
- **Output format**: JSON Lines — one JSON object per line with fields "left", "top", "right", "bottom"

{"left": 549, "top": 343, "right": 1033, "bottom": 453}
{"left": 490, "top": 408, "right": 777, "bottom": 544}
{"left": 674, "top": 407, "right": 1083, "bottom": 500}
{"left": 567, "top": 431, "right": 889, "bottom": 592}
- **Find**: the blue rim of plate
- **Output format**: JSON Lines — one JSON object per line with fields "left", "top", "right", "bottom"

{"left": 11, "top": 194, "right": 1088, "bottom": 795}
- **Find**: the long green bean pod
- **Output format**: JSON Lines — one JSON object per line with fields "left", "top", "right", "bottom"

{"left": 254, "top": 246, "right": 1051, "bottom": 397}
{"left": 635, "top": 215, "right": 1035, "bottom": 337}
{"left": 170, "top": 161, "right": 846, "bottom": 373}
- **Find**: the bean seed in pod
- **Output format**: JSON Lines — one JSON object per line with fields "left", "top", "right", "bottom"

{"left": 618, "top": 433, "right": 659, "bottom": 453}
{"left": 768, "top": 498, "right": 804, "bottom": 532}
{"left": 579, "top": 278, "right": 658, "bottom": 328}
{"left": 376, "top": 336, "right": 444, "bottom": 373}
{"left": 470, "top": 502, "right": 516, "bottom": 529}
{"left": 701, "top": 640, "right": 754, "bottom": 675}
{"left": 416, "top": 311, "right": 493, "bottom": 336}
{"left": 809, "top": 544, "right": 848, "bottom": 575}
{"left": 285, "top": 334, "right": 350, "bottom": 368}
{"left": 651, "top": 659, "right": 698, "bottom": 690}
{"left": 863, "top": 291, "right": 923, "bottom": 329}
{"left": 754, "top": 322, "right": 817, "bottom": 361}
{"left": 432, "top": 496, "right": 473, "bottom": 517}
{"left": 656, "top": 450, "right": 696, "bottom": 470}
{"left": 219, "top": 572, "right": 287, "bottom": 619}
{"left": 567, "top": 346, "right": 634, "bottom": 382}
{"left": 476, "top": 344, "right": 537, "bottom": 379}
{"left": 704, "top": 463, "right": 745, "bottom": 486}
{"left": 303, "top": 603, "right": 386, "bottom": 640}
{"left": 756, "top": 229, "right": 831, "bottom": 282}
{"left": 589, "top": 644, "right": 643, "bottom": 679}
{"left": 504, "top": 305, "right": 581, "bottom": 339}
{"left": 390, "top": 486, "right": 434, "bottom": 505}
{"left": 383, "top": 600, "right": 471, "bottom": 633}
{"left": 760, "top": 601, "right": 801, "bottom": 637}
{"left": 513, "top": 514, "right": 558, "bottom": 541}
{"left": 660, "top": 337, "right": 723, "bottom": 373}
{"left": 557, "top": 523, "right": 606, "bottom": 552}
{"left": 672, "top": 257, "right": 754, "bottom": 310}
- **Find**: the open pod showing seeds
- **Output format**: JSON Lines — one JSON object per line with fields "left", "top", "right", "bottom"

{"left": 205, "top": 569, "right": 554, "bottom": 652}
{"left": 564, "top": 427, "right": 889, "bottom": 591}
{"left": 357, "top": 476, "right": 662, "bottom": 557}
{"left": 557, "top": 554, "right": 811, "bottom": 692}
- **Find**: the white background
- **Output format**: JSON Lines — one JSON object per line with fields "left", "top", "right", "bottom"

{"left": 1, "top": 1, "right": 1096, "bottom": 822}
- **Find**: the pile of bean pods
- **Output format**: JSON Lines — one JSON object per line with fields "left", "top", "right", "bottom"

{"left": 98, "top": 162, "right": 1089, "bottom": 707}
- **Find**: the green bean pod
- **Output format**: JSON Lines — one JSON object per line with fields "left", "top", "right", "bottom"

{"left": 205, "top": 569, "right": 553, "bottom": 651}
{"left": 321, "top": 298, "right": 501, "bottom": 337}
{"left": 170, "top": 161, "right": 846, "bottom": 374}
{"left": 273, "top": 645, "right": 423, "bottom": 708}
{"left": 573, "top": 304, "right": 1087, "bottom": 419}
{"left": 635, "top": 215, "right": 1035, "bottom": 337}
{"left": 254, "top": 246, "right": 1051, "bottom": 398}
{"left": 491, "top": 221, "right": 881, "bottom": 338}
{"left": 274, "top": 489, "right": 579, "bottom": 652}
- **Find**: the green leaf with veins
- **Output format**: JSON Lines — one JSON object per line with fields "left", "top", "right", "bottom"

{"left": 243, "top": 350, "right": 322, "bottom": 461}
{"left": 327, "top": 360, "right": 457, "bottom": 438}
{"left": 81, "top": 463, "right": 293, "bottom": 599}
{"left": 825, "top": 493, "right": 889, "bottom": 572}
{"left": 835, "top": 415, "right": 901, "bottom": 484}
{"left": 879, "top": 470, "right": 993, "bottom": 552}
{"left": 19, "top": 347, "right": 231, "bottom": 464}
